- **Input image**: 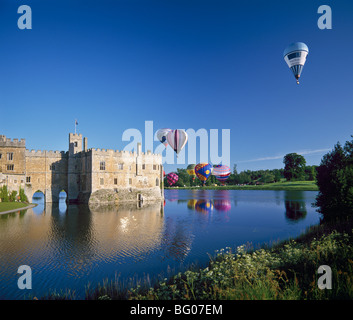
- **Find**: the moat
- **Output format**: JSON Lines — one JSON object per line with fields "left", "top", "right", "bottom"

{"left": 0, "top": 189, "right": 320, "bottom": 300}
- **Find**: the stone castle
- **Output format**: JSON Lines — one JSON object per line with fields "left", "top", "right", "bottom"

{"left": 0, "top": 133, "right": 164, "bottom": 204}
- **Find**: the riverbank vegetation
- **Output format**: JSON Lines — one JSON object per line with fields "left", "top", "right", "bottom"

{"left": 164, "top": 162, "right": 317, "bottom": 189}
{"left": 0, "top": 186, "right": 29, "bottom": 212}
{"left": 0, "top": 201, "right": 30, "bottom": 212}
{"left": 165, "top": 180, "right": 318, "bottom": 191}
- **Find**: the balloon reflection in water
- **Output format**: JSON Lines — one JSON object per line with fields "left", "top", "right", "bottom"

{"left": 187, "top": 199, "right": 197, "bottom": 210}
{"left": 195, "top": 200, "right": 214, "bottom": 214}
{"left": 213, "top": 200, "right": 231, "bottom": 212}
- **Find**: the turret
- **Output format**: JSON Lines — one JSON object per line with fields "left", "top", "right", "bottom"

{"left": 69, "top": 133, "right": 83, "bottom": 155}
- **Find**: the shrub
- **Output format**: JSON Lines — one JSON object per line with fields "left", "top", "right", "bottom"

{"left": 19, "top": 187, "right": 28, "bottom": 202}
{"left": 9, "top": 190, "right": 18, "bottom": 202}
{"left": 0, "top": 185, "right": 9, "bottom": 202}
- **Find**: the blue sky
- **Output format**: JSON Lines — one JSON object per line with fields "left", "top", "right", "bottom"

{"left": 1, "top": 0, "right": 353, "bottom": 172}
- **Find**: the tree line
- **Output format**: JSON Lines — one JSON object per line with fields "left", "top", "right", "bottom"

{"left": 164, "top": 153, "right": 317, "bottom": 187}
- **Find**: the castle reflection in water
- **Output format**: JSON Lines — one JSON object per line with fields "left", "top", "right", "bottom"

{"left": 0, "top": 189, "right": 318, "bottom": 299}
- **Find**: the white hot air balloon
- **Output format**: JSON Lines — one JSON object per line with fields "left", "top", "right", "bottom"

{"left": 156, "top": 128, "right": 172, "bottom": 148}
{"left": 167, "top": 129, "right": 188, "bottom": 156}
{"left": 283, "top": 42, "right": 309, "bottom": 84}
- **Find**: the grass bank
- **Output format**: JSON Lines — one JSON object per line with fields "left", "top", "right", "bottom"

{"left": 0, "top": 202, "right": 31, "bottom": 213}
{"left": 165, "top": 181, "right": 318, "bottom": 191}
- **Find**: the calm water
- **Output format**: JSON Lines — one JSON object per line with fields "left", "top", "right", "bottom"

{"left": 0, "top": 189, "right": 320, "bottom": 300}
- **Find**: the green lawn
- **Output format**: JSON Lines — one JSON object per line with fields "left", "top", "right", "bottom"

{"left": 0, "top": 202, "right": 30, "bottom": 213}
{"left": 166, "top": 181, "right": 318, "bottom": 191}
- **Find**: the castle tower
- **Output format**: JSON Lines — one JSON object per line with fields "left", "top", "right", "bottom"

{"left": 68, "top": 133, "right": 84, "bottom": 202}
{"left": 69, "top": 133, "right": 83, "bottom": 155}
{"left": 0, "top": 135, "right": 27, "bottom": 195}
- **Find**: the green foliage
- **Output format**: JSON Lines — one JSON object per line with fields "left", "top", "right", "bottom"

{"left": 9, "top": 190, "right": 18, "bottom": 202}
{"left": 125, "top": 230, "right": 353, "bottom": 300}
{"left": 315, "top": 137, "right": 353, "bottom": 220}
{"left": 19, "top": 187, "right": 28, "bottom": 202}
{"left": 0, "top": 185, "right": 9, "bottom": 202}
{"left": 283, "top": 153, "right": 306, "bottom": 181}
{"left": 0, "top": 186, "right": 28, "bottom": 203}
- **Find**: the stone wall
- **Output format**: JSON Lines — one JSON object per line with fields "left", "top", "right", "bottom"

{"left": 25, "top": 150, "right": 68, "bottom": 202}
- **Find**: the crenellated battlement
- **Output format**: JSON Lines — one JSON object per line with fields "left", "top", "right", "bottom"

{"left": 89, "top": 148, "right": 137, "bottom": 156}
{"left": 0, "top": 135, "right": 26, "bottom": 148}
{"left": 88, "top": 148, "right": 162, "bottom": 159}
{"left": 26, "top": 149, "right": 68, "bottom": 158}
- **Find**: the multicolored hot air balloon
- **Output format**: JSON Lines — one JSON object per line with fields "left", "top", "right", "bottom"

{"left": 283, "top": 42, "right": 309, "bottom": 84}
{"left": 186, "top": 164, "right": 196, "bottom": 181}
{"left": 156, "top": 128, "right": 172, "bottom": 148}
{"left": 212, "top": 164, "right": 231, "bottom": 185}
{"left": 167, "top": 172, "right": 178, "bottom": 186}
{"left": 195, "top": 163, "right": 212, "bottom": 184}
{"left": 167, "top": 129, "right": 188, "bottom": 156}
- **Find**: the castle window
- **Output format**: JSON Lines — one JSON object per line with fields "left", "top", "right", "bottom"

{"left": 26, "top": 177, "right": 31, "bottom": 183}
{"left": 74, "top": 142, "right": 78, "bottom": 147}
{"left": 0, "top": 153, "right": 2, "bottom": 159}
{"left": 118, "top": 163, "right": 123, "bottom": 170}
{"left": 7, "top": 164, "right": 14, "bottom": 171}
{"left": 100, "top": 178, "right": 104, "bottom": 185}
{"left": 7, "top": 153, "right": 13, "bottom": 161}
{"left": 50, "top": 164, "right": 55, "bottom": 171}
{"left": 142, "top": 164, "right": 146, "bottom": 170}
{"left": 100, "top": 161, "right": 105, "bottom": 170}
{"left": 156, "top": 178, "right": 159, "bottom": 187}
{"left": 153, "top": 165, "right": 157, "bottom": 170}
{"left": 114, "top": 178, "right": 118, "bottom": 185}
{"left": 129, "top": 178, "right": 132, "bottom": 185}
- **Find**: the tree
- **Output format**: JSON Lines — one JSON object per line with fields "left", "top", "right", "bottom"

{"left": 315, "top": 139, "right": 353, "bottom": 219}
{"left": 283, "top": 153, "right": 306, "bottom": 181}
{"left": 233, "top": 164, "right": 238, "bottom": 175}
{"left": 259, "top": 172, "right": 275, "bottom": 184}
